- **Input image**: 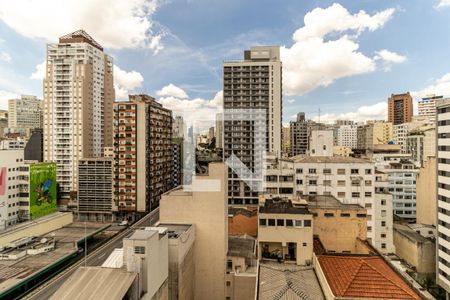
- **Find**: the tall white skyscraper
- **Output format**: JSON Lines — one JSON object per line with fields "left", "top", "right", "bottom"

{"left": 223, "top": 46, "right": 282, "bottom": 206}
{"left": 418, "top": 94, "right": 441, "bottom": 122}
{"left": 43, "top": 30, "right": 114, "bottom": 200}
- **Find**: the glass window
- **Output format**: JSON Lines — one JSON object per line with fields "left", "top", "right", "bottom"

{"left": 294, "top": 220, "right": 302, "bottom": 227}
{"left": 268, "top": 219, "right": 275, "bottom": 226}
{"left": 286, "top": 219, "right": 293, "bottom": 227}
{"left": 304, "top": 220, "right": 311, "bottom": 227}
{"left": 277, "top": 219, "right": 284, "bottom": 226}
{"left": 259, "top": 219, "right": 267, "bottom": 226}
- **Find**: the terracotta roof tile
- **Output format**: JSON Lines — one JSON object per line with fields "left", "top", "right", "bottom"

{"left": 318, "top": 256, "right": 420, "bottom": 299}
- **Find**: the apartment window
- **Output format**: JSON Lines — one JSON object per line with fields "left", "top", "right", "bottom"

{"left": 340, "top": 213, "right": 350, "bottom": 217}
{"left": 309, "top": 180, "right": 317, "bottom": 186}
{"left": 324, "top": 213, "right": 334, "bottom": 217}
{"left": 365, "top": 169, "right": 372, "bottom": 175}
{"left": 365, "top": 192, "right": 372, "bottom": 197}
{"left": 303, "top": 242, "right": 307, "bottom": 247}
{"left": 368, "top": 226, "right": 372, "bottom": 231}
{"left": 352, "top": 192, "right": 360, "bottom": 198}
{"left": 286, "top": 219, "right": 293, "bottom": 227}
{"left": 294, "top": 220, "right": 302, "bottom": 227}
{"left": 356, "top": 213, "right": 367, "bottom": 218}
{"left": 323, "top": 180, "right": 331, "bottom": 186}
{"left": 381, "top": 200, "right": 386, "bottom": 205}
{"left": 381, "top": 243, "right": 386, "bottom": 249}
{"left": 304, "top": 220, "right": 311, "bottom": 227}
{"left": 308, "top": 168, "right": 316, "bottom": 174}
{"left": 323, "top": 168, "right": 331, "bottom": 174}
{"left": 337, "top": 169, "right": 346, "bottom": 175}
{"left": 381, "top": 234, "right": 386, "bottom": 238}
{"left": 351, "top": 180, "right": 360, "bottom": 186}
{"left": 381, "top": 221, "right": 386, "bottom": 227}
{"left": 134, "top": 246, "right": 145, "bottom": 254}
{"left": 259, "top": 219, "right": 267, "bottom": 226}
{"left": 226, "top": 281, "right": 231, "bottom": 287}
{"left": 337, "top": 192, "right": 346, "bottom": 198}
{"left": 296, "top": 179, "right": 303, "bottom": 185}
{"left": 365, "top": 203, "right": 372, "bottom": 208}
{"left": 296, "top": 168, "right": 303, "bottom": 174}
{"left": 277, "top": 219, "right": 284, "bottom": 226}
{"left": 337, "top": 180, "right": 345, "bottom": 186}
{"left": 365, "top": 180, "right": 372, "bottom": 186}
{"left": 351, "top": 169, "right": 359, "bottom": 174}
{"left": 268, "top": 219, "right": 275, "bottom": 226}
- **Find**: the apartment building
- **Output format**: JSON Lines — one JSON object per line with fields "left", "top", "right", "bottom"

{"left": 8, "top": 95, "right": 42, "bottom": 134}
{"left": 0, "top": 149, "right": 57, "bottom": 229}
{"left": 388, "top": 92, "right": 413, "bottom": 125}
{"left": 418, "top": 94, "right": 442, "bottom": 122}
{"left": 357, "top": 121, "right": 393, "bottom": 150}
{"left": 416, "top": 157, "right": 436, "bottom": 226}
{"left": 258, "top": 198, "right": 313, "bottom": 266}
{"left": 113, "top": 94, "right": 172, "bottom": 219}
{"left": 405, "top": 124, "right": 436, "bottom": 167}
{"left": 336, "top": 124, "right": 358, "bottom": 149}
{"left": 282, "top": 126, "right": 290, "bottom": 156}
{"left": 43, "top": 30, "right": 114, "bottom": 200}
{"left": 374, "top": 171, "right": 395, "bottom": 253}
{"left": 223, "top": 46, "right": 282, "bottom": 206}
{"left": 215, "top": 113, "right": 223, "bottom": 149}
{"left": 383, "top": 160, "right": 419, "bottom": 219}
{"left": 264, "top": 155, "right": 294, "bottom": 200}
{"left": 436, "top": 99, "right": 450, "bottom": 295}
{"left": 172, "top": 138, "right": 183, "bottom": 188}
{"left": 77, "top": 158, "right": 114, "bottom": 221}
{"left": 290, "top": 112, "right": 308, "bottom": 156}
{"left": 293, "top": 156, "right": 387, "bottom": 251}
{"left": 172, "top": 115, "right": 185, "bottom": 139}
{"left": 159, "top": 162, "right": 228, "bottom": 300}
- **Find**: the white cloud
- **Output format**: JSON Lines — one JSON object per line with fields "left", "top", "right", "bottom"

{"left": 0, "top": 90, "right": 20, "bottom": 110}
{"left": 157, "top": 83, "right": 189, "bottom": 99}
{"left": 312, "top": 102, "right": 387, "bottom": 123}
{"left": 157, "top": 86, "right": 222, "bottom": 130}
{"left": 292, "top": 3, "right": 395, "bottom": 42}
{"left": 436, "top": 0, "right": 450, "bottom": 8}
{"left": 286, "top": 99, "right": 295, "bottom": 104}
{"left": 374, "top": 49, "right": 406, "bottom": 64}
{"left": 0, "top": 51, "right": 11, "bottom": 62}
{"left": 113, "top": 65, "right": 144, "bottom": 100}
{"left": 30, "top": 61, "right": 46, "bottom": 80}
{"left": 281, "top": 3, "right": 397, "bottom": 96}
{"left": 0, "top": 0, "right": 163, "bottom": 52}
{"left": 412, "top": 73, "right": 450, "bottom": 98}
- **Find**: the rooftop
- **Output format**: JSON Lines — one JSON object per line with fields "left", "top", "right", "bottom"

{"left": 50, "top": 267, "right": 137, "bottom": 300}
{"left": 259, "top": 199, "right": 310, "bottom": 215}
{"left": 294, "top": 156, "right": 371, "bottom": 164}
{"left": 317, "top": 255, "right": 420, "bottom": 299}
{"left": 59, "top": 29, "right": 103, "bottom": 51}
{"left": 259, "top": 262, "right": 324, "bottom": 300}
{"left": 305, "top": 195, "right": 365, "bottom": 211}
{"left": 157, "top": 223, "right": 192, "bottom": 239}
{"left": 393, "top": 223, "right": 433, "bottom": 243}
{"left": 126, "top": 229, "right": 157, "bottom": 240}
{"left": 228, "top": 235, "right": 256, "bottom": 260}
{"left": 228, "top": 207, "right": 257, "bottom": 218}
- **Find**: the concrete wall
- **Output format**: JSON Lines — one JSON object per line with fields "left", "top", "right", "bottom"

{"left": 228, "top": 214, "right": 257, "bottom": 237}
{"left": 160, "top": 163, "right": 228, "bottom": 300}
{"left": 0, "top": 212, "right": 72, "bottom": 246}
{"left": 313, "top": 253, "right": 335, "bottom": 300}
{"left": 416, "top": 157, "right": 436, "bottom": 226}
{"left": 393, "top": 227, "right": 436, "bottom": 275}
{"left": 310, "top": 207, "right": 367, "bottom": 254}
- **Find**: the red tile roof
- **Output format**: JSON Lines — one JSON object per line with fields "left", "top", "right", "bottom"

{"left": 318, "top": 256, "right": 420, "bottom": 299}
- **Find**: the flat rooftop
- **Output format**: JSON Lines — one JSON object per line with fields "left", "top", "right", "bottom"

{"left": 259, "top": 262, "right": 324, "bottom": 300}
{"left": 305, "top": 195, "right": 365, "bottom": 211}
{"left": 50, "top": 266, "right": 137, "bottom": 300}
{"left": 393, "top": 223, "right": 433, "bottom": 243}
{"left": 294, "top": 156, "right": 371, "bottom": 164}
{"left": 157, "top": 223, "right": 192, "bottom": 239}
{"left": 126, "top": 229, "right": 156, "bottom": 240}
{"left": 0, "top": 222, "right": 109, "bottom": 295}
{"left": 259, "top": 199, "right": 310, "bottom": 215}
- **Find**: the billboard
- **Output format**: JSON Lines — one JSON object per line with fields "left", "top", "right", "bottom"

{"left": 29, "top": 163, "right": 57, "bottom": 219}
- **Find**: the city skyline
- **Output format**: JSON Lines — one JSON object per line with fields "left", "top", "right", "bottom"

{"left": 0, "top": 1, "right": 449, "bottom": 125}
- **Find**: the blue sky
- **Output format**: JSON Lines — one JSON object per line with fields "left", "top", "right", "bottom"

{"left": 0, "top": 0, "right": 450, "bottom": 125}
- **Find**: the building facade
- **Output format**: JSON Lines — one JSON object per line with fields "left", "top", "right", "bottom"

{"left": 388, "top": 92, "right": 413, "bottom": 125}
{"left": 309, "top": 130, "right": 333, "bottom": 156}
{"left": 290, "top": 112, "right": 308, "bottom": 156}
{"left": 113, "top": 94, "right": 172, "bottom": 219}
{"left": 436, "top": 99, "right": 450, "bottom": 295}
{"left": 223, "top": 46, "right": 282, "bottom": 206}
{"left": 336, "top": 124, "right": 358, "bottom": 149}
{"left": 43, "top": 30, "right": 114, "bottom": 200}
{"left": 8, "top": 95, "right": 42, "bottom": 134}
{"left": 77, "top": 158, "right": 113, "bottom": 221}
{"left": 418, "top": 94, "right": 442, "bottom": 122}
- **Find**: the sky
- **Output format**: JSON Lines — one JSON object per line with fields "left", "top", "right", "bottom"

{"left": 0, "top": 0, "right": 450, "bottom": 127}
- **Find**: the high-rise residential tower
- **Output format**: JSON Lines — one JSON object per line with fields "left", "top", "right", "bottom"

{"left": 215, "top": 112, "right": 223, "bottom": 149}
{"left": 290, "top": 112, "right": 308, "bottom": 156}
{"left": 436, "top": 99, "right": 450, "bottom": 296}
{"left": 418, "top": 94, "right": 444, "bottom": 123}
{"left": 223, "top": 46, "right": 282, "bottom": 206}
{"left": 388, "top": 92, "right": 413, "bottom": 125}
{"left": 8, "top": 95, "right": 42, "bottom": 134}
{"left": 113, "top": 94, "right": 172, "bottom": 219}
{"left": 43, "top": 30, "right": 114, "bottom": 200}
